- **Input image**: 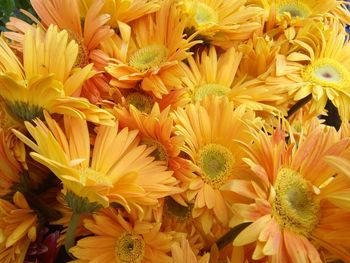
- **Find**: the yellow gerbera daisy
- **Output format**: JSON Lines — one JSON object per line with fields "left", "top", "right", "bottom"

{"left": 78, "top": 0, "right": 161, "bottom": 27}
{"left": 173, "top": 96, "right": 261, "bottom": 231}
{"left": 13, "top": 112, "right": 179, "bottom": 211}
{"left": 180, "top": 46, "right": 283, "bottom": 112}
{"left": 0, "top": 192, "right": 37, "bottom": 263}
{"left": 105, "top": 0, "right": 200, "bottom": 98}
{"left": 0, "top": 25, "right": 114, "bottom": 125}
{"left": 267, "top": 22, "right": 350, "bottom": 120}
{"left": 177, "top": 0, "right": 264, "bottom": 48}
{"left": 230, "top": 124, "right": 350, "bottom": 262}
{"left": 28, "top": 0, "right": 114, "bottom": 103}
{"left": 261, "top": 0, "right": 350, "bottom": 32}
{"left": 70, "top": 208, "right": 174, "bottom": 263}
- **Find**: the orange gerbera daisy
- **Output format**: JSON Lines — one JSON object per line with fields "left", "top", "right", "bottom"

{"left": 114, "top": 103, "right": 186, "bottom": 179}
{"left": 0, "top": 25, "right": 114, "bottom": 125}
{"left": 173, "top": 96, "right": 261, "bottom": 231}
{"left": 177, "top": 0, "right": 264, "bottom": 48}
{"left": 0, "top": 192, "right": 37, "bottom": 263}
{"left": 13, "top": 112, "right": 179, "bottom": 212}
{"left": 70, "top": 208, "right": 175, "bottom": 263}
{"left": 230, "top": 124, "right": 350, "bottom": 262}
{"left": 171, "top": 235, "right": 210, "bottom": 263}
{"left": 30, "top": 0, "right": 115, "bottom": 103}
{"left": 105, "top": 0, "right": 200, "bottom": 98}
{"left": 78, "top": 0, "right": 161, "bottom": 27}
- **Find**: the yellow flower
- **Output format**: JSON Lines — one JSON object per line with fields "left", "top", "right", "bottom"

{"left": 0, "top": 25, "right": 114, "bottom": 125}
{"left": 180, "top": 46, "right": 282, "bottom": 112}
{"left": 70, "top": 208, "right": 174, "bottom": 263}
{"left": 28, "top": 0, "right": 114, "bottom": 103}
{"left": 105, "top": 0, "right": 200, "bottom": 98}
{"left": 173, "top": 96, "right": 261, "bottom": 231}
{"left": 0, "top": 129, "right": 22, "bottom": 196}
{"left": 0, "top": 192, "right": 37, "bottom": 263}
{"left": 261, "top": 0, "right": 350, "bottom": 32}
{"left": 230, "top": 124, "right": 350, "bottom": 262}
{"left": 13, "top": 112, "right": 179, "bottom": 212}
{"left": 268, "top": 22, "right": 350, "bottom": 120}
{"left": 78, "top": 0, "right": 161, "bottom": 27}
{"left": 178, "top": 0, "right": 264, "bottom": 48}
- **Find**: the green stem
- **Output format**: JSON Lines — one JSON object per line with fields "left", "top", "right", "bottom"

{"left": 216, "top": 222, "right": 252, "bottom": 250}
{"left": 65, "top": 212, "right": 80, "bottom": 253}
{"left": 287, "top": 94, "right": 312, "bottom": 119}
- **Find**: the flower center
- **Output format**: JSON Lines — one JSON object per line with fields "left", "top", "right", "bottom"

{"left": 5, "top": 101, "right": 44, "bottom": 122}
{"left": 183, "top": 1, "right": 218, "bottom": 28}
{"left": 272, "top": 168, "right": 320, "bottom": 237}
{"left": 125, "top": 92, "right": 154, "bottom": 114}
{"left": 303, "top": 58, "right": 350, "bottom": 91}
{"left": 164, "top": 197, "right": 191, "bottom": 221}
{"left": 141, "top": 138, "right": 168, "bottom": 164}
{"left": 129, "top": 45, "right": 168, "bottom": 72}
{"left": 67, "top": 30, "right": 89, "bottom": 68}
{"left": 277, "top": 1, "right": 311, "bottom": 18}
{"left": 115, "top": 232, "right": 145, "bottom": 263}
{"left": 193, "top": 83, "right": 230, "bottom": 102}
{"left": 78, "top": 167, "right": 112, "bottom": 186}
{"left": 198, "top": 144, "right": 234, "bottom": 188}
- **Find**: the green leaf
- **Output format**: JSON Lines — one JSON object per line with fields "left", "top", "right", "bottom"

{"left": 0, "top": 0, "right": 16, "bottom": 17}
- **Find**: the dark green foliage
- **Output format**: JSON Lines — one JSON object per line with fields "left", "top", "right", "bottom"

{"left": 0, "top": 0, "right": 36, "bottom": 31}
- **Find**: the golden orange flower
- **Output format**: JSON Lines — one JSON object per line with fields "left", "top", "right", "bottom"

{"left": 70, "top": 208, "right": 175, "bottom": 263}
{"left": 8, "top": 0, "right": 115, "bottom": 103}
{"left": 14, "top": 112, "right": 179, "bottom": 213}
{"left": 261, "top": 0, "right": 350, "bottom": 34}
{"left": 180, "top": 46, "right": 283, "bottom": 113}
{"left": 230, "top": 124, "right": 350, "bottom": 262}
{"left": 265, "top": 22, "right": 350, "bottom": 121}
{"left": 177, "top": 0, "right": 264, "bottom": 48}
{"left": 0, "top": 25, "right": 114, "bottom": 125}
{"left": 0, "top": 192, "right": 37, "bottom": 263}
{"left": 173, "top": 96, "right": 261, "bottom": 232}
{"left": 78, "top": 0, "right": 161, "bottom": 27}
{"left": 0, "top": 129, "right": 22, "bottom": 196}
{"left": 114, "top": 103, "right": 187, "bottom": 182}
{"left": 105, "top": 0, "right": 200, "bottom": 98}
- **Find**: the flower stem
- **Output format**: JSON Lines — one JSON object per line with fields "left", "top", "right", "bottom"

{"left": 65, "top": 212, "right": 80, "bottom": 253}
{"left": 216, "top": 222, "right": 252, "bottom": 250}
{"left": 287, "top": 94, "right": 312, "bottom": 119}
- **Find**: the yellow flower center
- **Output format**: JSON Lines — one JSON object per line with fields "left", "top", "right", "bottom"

{"left": 184, "top": 1, "right": 218, "bottom": 28}
{"left": 67, "top": 30, "right": 89, "bottom": 68}
{"left": 193, "top": 83, "right": 230, "bottom": 102}
{"left": 5, "top": 101, "right": 44, "bottom": 121}
{"left": 141, "top": 138, "right": 168, "bottom": 164}
{"left": 129, "top": 45, "right": 168, "bottom": 72}
{"left": 164, "top": 197, "right": 192, "bottom": 221}
{"left": 115, "top": 232, "right": 145, "bottom": 263}
{"left": 198, "top": 144, "right": 234, "bottom": 188}
{"left": 277, "top": 1, "right": 311, "bottom": 18}
{"left": 303, "top": 58, "right": 350, "bottom": 91}
{"left": 272, "top": 168, "right": 320, "bottom": 237}
{"left": 125, "top": 92, "right": 154, "bottom": 114}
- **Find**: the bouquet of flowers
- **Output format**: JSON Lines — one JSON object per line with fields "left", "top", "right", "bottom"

{"left": 0, "top": 0, "right": 350, "bottom": 262}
